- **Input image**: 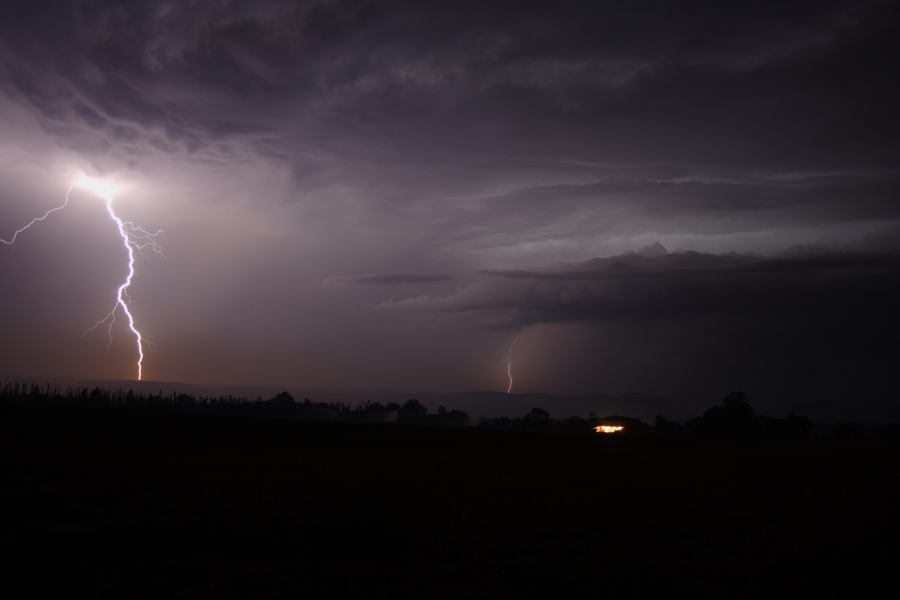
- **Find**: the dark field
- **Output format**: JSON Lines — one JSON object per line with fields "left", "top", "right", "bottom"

{"left": 3, "top": 404, "right": 899, "bottom": 598}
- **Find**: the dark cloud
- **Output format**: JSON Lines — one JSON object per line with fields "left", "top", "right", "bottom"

{"left": 386, "top": 247, "right": 900, "bottom": 325}
{"left": 328, "top": 272, "right": 451, "bottom": 286}
{"left": 383, "top": 245, "right": 900, "bottom": 411}
{"left": 1, "top": 1, "right": 899, "bottom": 406}
{"left": 1, "top": 1, "right": 897, "bottom": 167}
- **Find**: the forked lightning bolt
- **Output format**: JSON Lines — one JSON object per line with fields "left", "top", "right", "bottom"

{"left": 1, "top": 175, "right": 162, "bottom": 380}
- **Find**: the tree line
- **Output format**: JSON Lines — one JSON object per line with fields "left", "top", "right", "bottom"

{"left": 1, "top": 382, "right": 897, "bottom": 441}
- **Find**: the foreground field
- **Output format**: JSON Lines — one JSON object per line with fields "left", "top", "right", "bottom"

{"left": 2, "top": 404, "right": 898, "bottom": 598}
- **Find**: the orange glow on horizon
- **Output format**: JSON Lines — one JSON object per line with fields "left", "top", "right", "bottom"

{"left": 594, "top": 425, "right": 625, "bottom": 434}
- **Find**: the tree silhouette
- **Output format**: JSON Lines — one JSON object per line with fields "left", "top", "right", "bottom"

{"left": 400, "top": 399, "right": 427, "bottom": 417}
{"left": 700, "top": 391, "right": 756, "bottom": 435}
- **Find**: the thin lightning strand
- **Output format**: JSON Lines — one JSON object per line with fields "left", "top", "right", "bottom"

{"left": 505, "top": 332, "right": 520, "bottom": 394}
{"left": 506, "top": 349, "right": 514, "bottom": 394}
{"left": 0, "top": 186, "right": 73, "bottom": 245}
{"left": 83, "top": 307, "right": 118, "bottom": 354}
{"left": 2, "top": 178, "right": 160, "bottom": 381}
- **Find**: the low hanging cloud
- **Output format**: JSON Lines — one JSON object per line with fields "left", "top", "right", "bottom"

{"left": 377, "top": 244, "right": 900, "bottom": 413}
{"left": 326, "top": 272, "right": 452, "bottom": 286}
{"left": 382, "top": 245, "right": 900, "bottom": 329}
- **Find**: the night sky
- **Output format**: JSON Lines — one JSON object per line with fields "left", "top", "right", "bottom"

{"left": 1, "top": 1, "right": 899, "bottom": 415}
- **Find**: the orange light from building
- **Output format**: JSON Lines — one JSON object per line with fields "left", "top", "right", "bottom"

{"left": 594, "top": 425, "right": 625, "bottom": 434}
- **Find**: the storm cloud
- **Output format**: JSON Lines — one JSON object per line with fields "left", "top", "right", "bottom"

{"left": 385, "top": 246, "right": 900, "bottom": 325}
{"left": 1, "top": 1, "right": 898, "bottom": 412}
{"left": 328, "top": 273, "right": 451, "bottom": 286}
{"left": 379, "top": 244, "right": 900, "bottom": 413}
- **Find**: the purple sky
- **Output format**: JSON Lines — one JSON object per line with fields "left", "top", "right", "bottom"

{"left": 1, "top": 1, "right": 899, "bottom": 413}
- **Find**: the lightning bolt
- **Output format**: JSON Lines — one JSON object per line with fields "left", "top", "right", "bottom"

{"left": 0, "top": 187, "right": 73, "bottom": 246}
{"left": 505, "top": 333, "right": 520, "bottom": 394}
{"left": 1, "top": 174, "right": 162, "bottom": 381}
{"left": 506, "top": 348, "right": 514, "bottom": 394}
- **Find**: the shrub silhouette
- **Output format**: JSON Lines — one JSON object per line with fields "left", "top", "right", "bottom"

{"left": 699, "top": 391, "right": 756, "bottom": 435}
{"left": 655, "top": 414, "right": 679, "bottom": 431}
{"left": 529, "top": 407, "right": 550, "bottom": 420}
{"left": 400, "top": 399, "right": 427, "bottom": 417}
